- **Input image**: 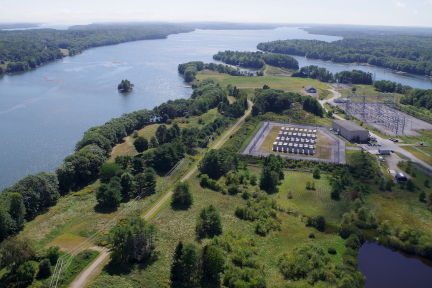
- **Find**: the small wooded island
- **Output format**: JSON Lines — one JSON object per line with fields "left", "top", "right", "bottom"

{"left": 118, "top": 79, "right": 134, "bottom": 92}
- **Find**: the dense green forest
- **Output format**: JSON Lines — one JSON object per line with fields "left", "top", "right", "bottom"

{"left": 252, "top": 88, "right": 324, "bottom": 117}
{"left": 373, "top": 80, "right": 412, "bottom": 94}
{"left": 400, "top": 89, "right": 432, "bottom": 110}
{"left": 0, "top": 24, "right": 193, "bottom": 73}
{"left": 213, "top": 50, "right": 299, "bottom": 70}
{"left": 257, "top": 36, "right": 432, "bottom": 76}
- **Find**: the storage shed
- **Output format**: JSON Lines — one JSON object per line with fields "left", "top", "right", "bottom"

{"left": 305, "top": 85, "right": 317, "bottom": 93}
{"left": 332, "top": 120, "right": 369, "bottom": 142}
{"left": 395, "top": 173, "right": 408, "bottom": 183}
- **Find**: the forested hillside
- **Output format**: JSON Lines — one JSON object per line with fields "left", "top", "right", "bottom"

{"left": 257, "top": 36, "right": 432, "bottom": 76}
{"left": 0, "top": 24, "right": 193, "bottom": 73}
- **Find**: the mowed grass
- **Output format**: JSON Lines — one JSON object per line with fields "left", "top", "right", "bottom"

{"left": 196, "top": 68, "right": 330, "bottom": 93}
{"left": 134, "top": 167, "right": 347, "bottom": 287}
{"left": 400, "top": 145, "right": 432, "bottom": 165}
{"left": 258, "top": 126, "right": 332, "bottom": 160}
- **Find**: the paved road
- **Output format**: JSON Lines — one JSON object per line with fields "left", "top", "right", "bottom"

{"left": 67, "top": 100, "right": 253, "bottom": 288}
{"left": 323, "top": 90, "right": 432, "bottom": 172}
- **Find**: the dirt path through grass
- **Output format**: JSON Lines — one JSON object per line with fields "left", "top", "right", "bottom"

{"left": 65, "top": 100, "right": 253, "bottom": 288}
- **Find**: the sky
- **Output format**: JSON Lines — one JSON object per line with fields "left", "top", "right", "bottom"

{"left": 1, "top": 0, "right": 432, "bottom": 27}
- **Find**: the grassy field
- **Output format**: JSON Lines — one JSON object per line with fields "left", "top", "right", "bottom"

{"left": 60, "top": 48, "right": 69, "bottom": 57}
{"left": 112, "top": 167, "right": 348, "bottom": 287}
{"left": 196, "top": 69, "right": 331, "bottom": 93}
{"left": 264, "top": 64, "right": 297, "bottom": 76}
{"left": 258, "top": 126, "right": 332, "bottom": 160}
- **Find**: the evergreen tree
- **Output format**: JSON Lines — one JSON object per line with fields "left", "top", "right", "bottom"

{"left": 232, "top": 154, "right": 239, "bottom": 172}
{"left": 385, "top": 180, "right": 392, "bottom": 191}
{"left": 379, "top": 181, "right": 385, "bottom": 191}
{"left": 170, "top": 241, "right": 184, "bottom": 283}
{"left": 179, "top": 244, "right": 199, "bottom": 286}
{"left": 203, "top": 245, "right": 225, "bottom": 280}
{"left": 406, "top": 179, "right": 415, "bottom": 191}
{"left": 313, "top": 167, "right": 321, "bottom": 179}
{"left": 419, "top": 191, "right": 426, "bottom": 202}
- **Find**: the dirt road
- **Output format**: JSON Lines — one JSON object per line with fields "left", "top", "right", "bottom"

{"left": 67, "top": 100, "right": 253, "bottom": 288}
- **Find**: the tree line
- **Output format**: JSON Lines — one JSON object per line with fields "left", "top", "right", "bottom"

{"left": 373, "top": 80, "right": 412, "bottom": 94}
{"left": 0, "top": 77, "right": 241, "bottom": 242}
{"left": 257, "top": 36, "right": 432, "bottom": 76}
{"left": 213, "top": 50, "right": 299, "bottom": 70}
{"left": 292, "top": 65, "right": 373, "bottom": 85}
{"left": 252, "top": 88, "right": 325, "bottom": 118}
{"left": 0, "top": 24, "right": 193, "bottom": 73}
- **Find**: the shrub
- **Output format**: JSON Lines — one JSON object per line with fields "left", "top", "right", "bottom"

{"left": 339, "top": 224, "right": 365, "bottom": 242}
{"left": 308, "top": 232, "right": 315, "bottom": 238}
{"left": 228, "top": 184, "right": 239, "bottom": 195}
{"left": 328, "top": 247, "right": 337, "bottom": 255}
{"left": 345, "top": 234, "right": 361, "bottom": 250}
{"left": 250, "top": 174, "right": 258, "bottom": 186}
{"left": 132, "top": 130, "right": 139, "bottom": 138}
{"left": 242, "top": 190, "right": 251, "bottom": 200}
{"left": 166, "top": 119, "right": 173, "bottom": 124}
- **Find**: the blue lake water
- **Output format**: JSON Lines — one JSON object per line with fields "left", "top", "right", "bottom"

{"left": 358, "top": 242, "right": 432, "bottom": 288}
{"left": 1, "top": 27, "right": 432, "bottom": 190}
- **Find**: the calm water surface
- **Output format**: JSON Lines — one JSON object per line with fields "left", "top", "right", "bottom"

{"left": 358, "top": 242, "right": 432, "bottom": 288}
{"left": 1, "top": 27, "right": 432, "bottom": 190}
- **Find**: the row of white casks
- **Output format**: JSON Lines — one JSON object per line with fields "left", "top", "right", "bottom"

{"left": 276, "top": 137, "right": 316, "bottom": 145}
{"left": 272, "top": 142, "right": 315, "bottom": 155}
{"left": 278, "top": 131, "right": 317, "bottom": 140}
{"left": 281, "top": 127, "right": 317, "bottom": 134}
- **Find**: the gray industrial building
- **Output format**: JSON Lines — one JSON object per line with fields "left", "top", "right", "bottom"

{"left": 332, "top": 120, "right": 369, "bottom": 142}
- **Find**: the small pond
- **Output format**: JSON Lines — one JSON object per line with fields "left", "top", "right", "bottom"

{"left": 358, "top": 242, "right": 432, "bottom": 288}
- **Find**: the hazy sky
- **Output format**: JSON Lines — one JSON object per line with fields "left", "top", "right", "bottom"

{"left": 1, "top": 0, "right": 431, "bottom": 27}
